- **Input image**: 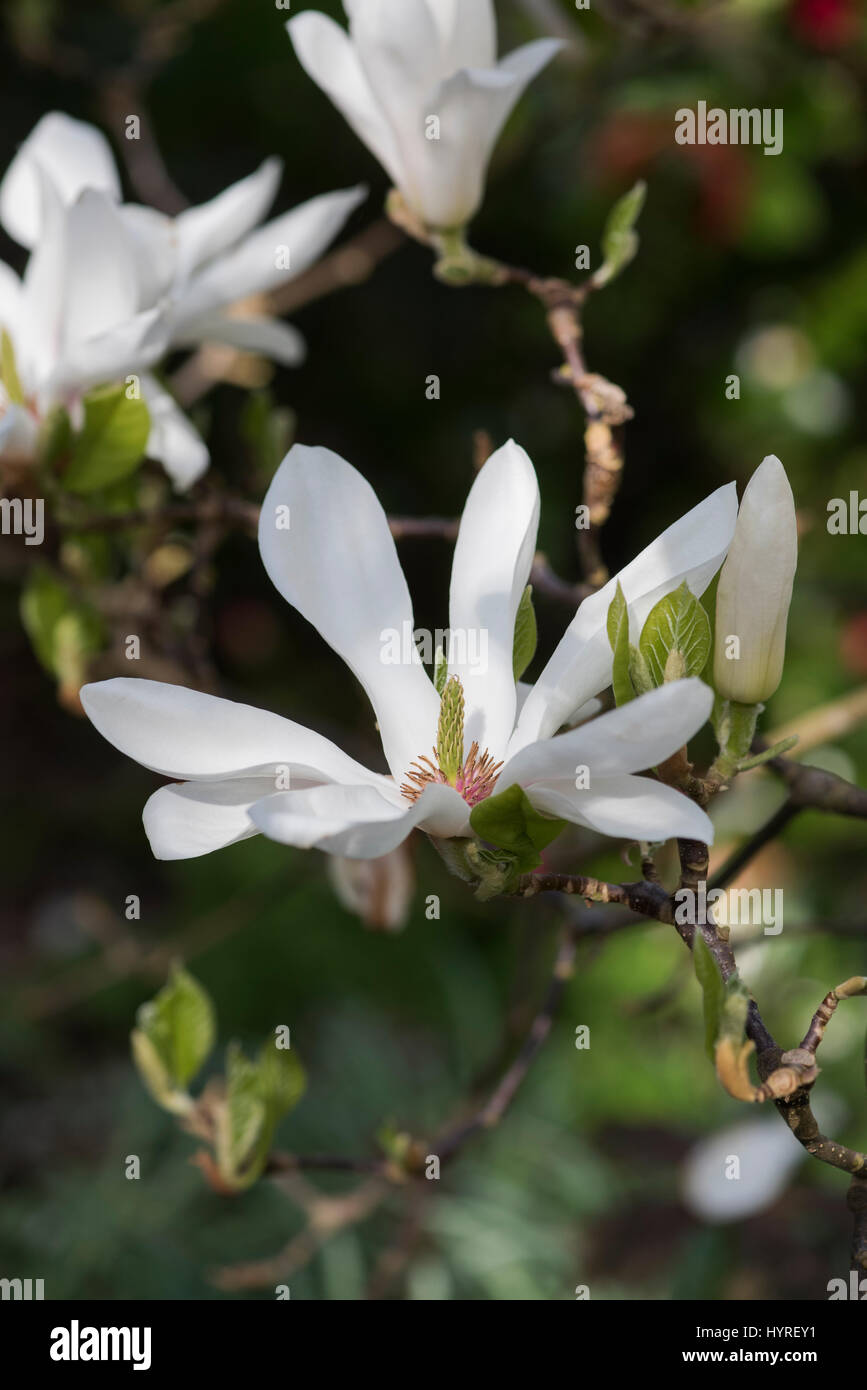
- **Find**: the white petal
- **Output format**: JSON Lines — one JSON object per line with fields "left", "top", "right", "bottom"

{"left": 0, "top": 260, "right": 23, "bottom": 340}
{"left": 173, "top": 157, "right": 282, "bottom": 283}
{"left": 501, "top": 679, "right": 713, "bottom": 787}
{"left": 448, "top": 438, "right": 539, "bottom": 760}
{"left": 250, "top": 780, "right": 469, "bottom": 858}
{"left": 47, "top": 307, "right": 167, "bottom": 399}
{"left": 258, "top": 445, "right": 440, "bottom": 781}
{"left": 512, "top": 482, "right": 738, "bottom": 753}
{"left": 17, "top": 168, "right": 67, "bottom": 389}
{"left": 141, "top": 375, "right": 210, "bottom": 491}
{"left": 414, "top": 39, "right": 562, "bottom": 226}
{"left": 143, "top": 777, "right": 273, "bottom": 860}
{"left": 0, "top": 112, "right": 121, "bottom": 248}
{"left": 80, "top": 677, "right": 390, "bottom": 787}
{"left": 61, "top": 190, "right": 140, "bottom": 346}
{"left": 174, "top": 311, "right": 306, "bottom": 366}
{"left": 288, "top": 12, "right": 407, "bottom": 190}
{"left": 173, "top": 185, "right": 366, "bottom": 324}
{"left": 425, "top": 0, "right": 496, "bottom": 70}
{"left": 527, "top": 772, "right": 714, "bottom": 844}
{"left": 120, "top": 204, "right": 178, "bottom": 306}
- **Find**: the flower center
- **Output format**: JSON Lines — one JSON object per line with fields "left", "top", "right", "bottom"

{"left": 400, "top": 676, "right": 502, "bottom": 808}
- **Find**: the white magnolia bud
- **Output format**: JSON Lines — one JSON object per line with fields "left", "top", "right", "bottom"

{"left": 713, "top": 455, "right": 797, "bottom": 704}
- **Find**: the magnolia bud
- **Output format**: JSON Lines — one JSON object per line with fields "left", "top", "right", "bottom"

{"left": 713, "top": 455, "right": 797, "bottom": 705}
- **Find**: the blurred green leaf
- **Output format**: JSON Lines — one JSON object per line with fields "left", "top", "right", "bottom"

{"left": 1, "top": 329, "right": 24, "bottom": 404}
{"left": 63, "top": 385, "right": 150, "bottom": 494}
{"left": 512, "top": 584, "right": 537, "bottom": 681}
{"left": 132, "top": 965, "right": 216, "bottom": 1109}
{"left": 595, "top": 181, "right": 646, "bottom": 287}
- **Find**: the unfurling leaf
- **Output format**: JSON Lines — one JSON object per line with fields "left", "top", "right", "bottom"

{"left": 512, "top": 585, "right": 538, "bottom": 681}
{"left": 639, "top": 580, "right": 711, "bottom": 687}
{"left": 606, "top": 581, "right": 634, "bottom": 706}
{"left": 220, "top": 1039, "right": 307, "bottom": 1189}
{"left": 693, "top": 931, "right": 726, "bottom": 1062}
{"left": 470, "top": 783, "right": 566, "bottom": 880}
{"left": 131, "top": 964, "right": 216, "bottom": 1111}
{"left": 63, "top": 384, "right": 150, "bottom": 494}
{"left": 594, "top": 181, "right": 647, "bottom": 288}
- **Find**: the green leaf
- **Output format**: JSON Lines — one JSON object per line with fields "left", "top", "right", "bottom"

{"left": 628, "top": 644, "right": 654, "bottom": 696}
{"left": 512, "top": 585, "right": 538, "bottom": 681}
{"left": 606, "top": 581, "right": 634, "bottom": 706}
{"left": 638, "top": 580, "right": 711, "bottom": 687}
{"left": 1, "top": 329, "right": 24, "bottom": 404}
{"left": 693, "top": 931, "right": 726, "bottom": 1062}
{"left": 257, "top": 1040, "right": 306, "bottom": 1120}
{"left": 20, "top": 568, "right": 103, "bottom": 682}
{"left": 434, "top": 645, "right": 448, "bottom": 695}
{"left": 470, "top": 783, "right": 566, "bottom": 875}
{"left": 240, "top": 389, "right": 295, "bottom": 483}
{"left": 222, "top": 1039, "right": 306, "bottom": 1187}
{"left": 595, "top": 181, "right": 647, "bottom": 287}
{"left": 63, "top": 384, "right": 150, "bottom": 494}
{"left": 133, "top": 964, "right": 216, "bottom": 1102}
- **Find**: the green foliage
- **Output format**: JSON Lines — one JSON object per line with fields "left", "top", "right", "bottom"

{"left": 63, "top": 384, "right": 150, "bottom": 494}
{"left": 470, "top": 783, "right": 566, "bottom": 877}
{"left": 606, "top": 581, "right": 634, "bottom": 706}
{"left": 692, "top": 932, "right": 726, "bottom": 1062}
{"left": 221, "top": 1039, "right": 306, "bottom": 1188}
{"left": 639, "top": 581, "right": 711, "bottom": 686}
{"left": 20, "top": 568, "right": 104, "bottom": 685}
{"left": 512, "top": 584, "right": 538, "bottom": 681}
{"left": 594, "top": 181, "right": 646, "bottom": 287}
{"left": 1, "top": 329, "right": 24, "bottom": 404}
{"left": 131, "top": 965, "right": 216, "bottom": 1113}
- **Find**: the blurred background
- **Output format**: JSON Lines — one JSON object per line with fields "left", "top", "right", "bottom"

{"left": 1, "top": 0, "right": 866, "bottom": 1299}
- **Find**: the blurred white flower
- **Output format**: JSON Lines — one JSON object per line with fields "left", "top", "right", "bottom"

{"left": 681, "top": 1116, "right": 804, "bottom": 1223}
{"left": 329, "top": 841, "right": 416, "bottom": 931}
{"left": 80, "top": 439, "right": 736, "bottom": 861}
{"left": 0, "top": 112, "right": 366, "bottom": 487}
{"left": 287, "top": 0, "right": 562, "bottom": 229}
{"left": 713, "top": 455, "right": 797, "bottom": 705}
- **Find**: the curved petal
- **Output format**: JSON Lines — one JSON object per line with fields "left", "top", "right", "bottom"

{"left": 173, "top": 157, "right": 282, "bottom": 284}
{"left": 174, "top": 311, "right": 306, "bottom": 366}
{"left": 46, "top": 307, "right": 167, "bottom": 400}
{"left": 500, "top": 679, "right": 713, "bottom": 788}
{"left": 143, "top": 777, "right": 273, "bottom": 860}
{"left": 120, "top": 204, "right": 178, "bottom": 307}
{"left": 511, "top": 482, "right": 738, "bottom": 754}
{"left": 448, "top": 439, "right": 539, "bottom": 760}
{"left": 0, "top": 112, "right": 121, "bottom": 248}
{"left": 250, "top": 780, "right": 469, "bottom": 858}
{"left": 415, "top": 39, "right": 563, "bottom": 226}
{"left": 288, "top": 12, "right": 407, "bottom": 190}
{"left": 526, "top": 772, "right": 715, "bottom": 844}
{"left": 173, "top": 185, "right": 366, "bottom": 324}
{"left": 141, "top": 375, "right": 210, "bottom": 491}
{"left": 80, "top": 677, "right": 390, "bottom": 788}
{"left": 17, "top": 167, "right": 67, "bottom": 389}
{"left": 426, "top": 0, "right": 496, "bottom": 70}
{"left": 0, "top": 261, "right": 23, "bottom": 340}
{"left": 61, "top": 190, "right": 139, "bottom": 347}
{"left": 258, "top": 445, "right": 440, "bottom": 781}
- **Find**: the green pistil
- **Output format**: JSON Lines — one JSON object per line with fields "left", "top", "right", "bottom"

{"left": 436, "top": 676, "right": 465, "bottom": 785}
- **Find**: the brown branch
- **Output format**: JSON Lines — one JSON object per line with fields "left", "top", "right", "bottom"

{"left": 760, "top": 743, "right": 867, "bottom": 818}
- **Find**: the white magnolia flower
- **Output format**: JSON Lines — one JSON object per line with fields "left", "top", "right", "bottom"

{"left": 0, "top": 112, "right": 366, "bottom": 487}
{"left": 81, "top": 440, "right": 737, "bottom": 862}
{"left": 287, "top": 0, "right": 562, "bottom": 229}
{"left": 713, "top": 454, "right": 797, "bottom": 705}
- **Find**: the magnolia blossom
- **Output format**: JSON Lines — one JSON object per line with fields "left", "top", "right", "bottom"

{"left": 80, "top": 440, "right": 737, "bottom": 862}
{"left": 0, "top": 112, "right": 366, "bottom": 486}
{"left": 713, "top": 455, "right": 797, "bottom": 705}
{"left": 288, "top": 0, "right": 562, "bottom": 229}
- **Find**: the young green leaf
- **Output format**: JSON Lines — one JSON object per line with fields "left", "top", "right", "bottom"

{"left": 638, "top": 580, "right": 711, "bottom": 687}
{"left": 594, "top": 181, "right": 647, "bottom": 288}
{"left": 63, "top": 385, "right": 150, "bottom": 494}
{"left": 470, "top": 783, "right": 566, "bottom": 876}
{"left": 606, "top": 581, "right": 634, "bottom": 706}
{"left": 693, "top": 931, "right": 726, "bottom": 1062}
{"left": 512, "top": 585, "right": 538, "bottom": 681}
{"left": 133, "top": 964, "right": 216, "bottom": 1099}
